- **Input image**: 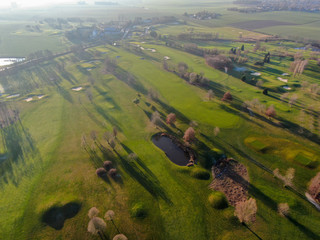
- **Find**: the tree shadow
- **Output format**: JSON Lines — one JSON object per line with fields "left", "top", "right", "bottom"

{"left": 287, "top": 216, "right": 320, "bottom": 240}
{"left": 114, "top": 149, "right": 172, "bottom": 204}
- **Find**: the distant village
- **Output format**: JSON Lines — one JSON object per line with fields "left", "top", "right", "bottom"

{"left": 231, "top": 0, "right": 320, "bottom": 12}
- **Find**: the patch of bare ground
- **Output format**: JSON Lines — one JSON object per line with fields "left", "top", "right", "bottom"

{"left": 209, "top": 158, "right": 249, "bottom": 206}
{"left": 230, "top": 20, "right": 296, "bottom": 30}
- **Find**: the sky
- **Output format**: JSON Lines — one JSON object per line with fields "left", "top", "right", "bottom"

{"left": 0, "top": 0, "right": 79, "bottom": 9}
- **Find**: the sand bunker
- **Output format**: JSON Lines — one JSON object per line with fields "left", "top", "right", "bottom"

{"left": 164, "top": 56, "right": 170, "bottom": 60}
{"left": 282, "top": 73, "right": 289, "bottom": 76}
{"left": 283, "top": 86, "right": 291, "bottom": 90}
{"left": 6, "top": 94, "right": 20, "bottom": 99}
{"left": 210, "top": 158, "right": 249, "bottom": 206}
{"left": 25, "top": 97, "right": 33, "bottom": 102}
{"left": 277, "top": 77, "right": 288, "bottom": 83}
{"left": 251, "top": 72, "right": 261, "bottom": 76}
{"left": 38, "top": 95, "right": 45, "bottom": 99}
{"left": 72, "top": 87, "right": 83, "bottom": 91}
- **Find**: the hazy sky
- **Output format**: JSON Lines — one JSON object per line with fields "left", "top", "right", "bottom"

{"left": 0, "top": 0, "right": 78, "bottom": 8}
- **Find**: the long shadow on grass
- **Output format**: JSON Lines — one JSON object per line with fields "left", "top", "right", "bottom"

{"left": 120, "top": 143, "right": 158, "bottom": 180}
{"left": 93, "top": 85, "right": 120, "bottom": 110}
{"left": 287, "top": 216, "right": 320, "bottom": 240}
{"left": 113, "top": 66, "right": 148, "bottom": 95}
{"left": 0, "top": 119, "right": 41, "bottom": 187}
{"left": 92, "top": 103, "right": 122, "bottom": 132}
{"left": 114, "top": 149, "right": 172, "bottom": 204}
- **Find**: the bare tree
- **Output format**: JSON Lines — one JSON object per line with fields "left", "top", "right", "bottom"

{"left": 166, "top": 113, "right": 176, "bottom": 125}
{"left": 113, "top": 126, "right": 118, "bottom": 138}
{"left": 151, "top": 111, "right": 161, "bottom": 126}
{"left": 91, "top": 130, "right": 97, "bottom": 142}
{"left": 105, "top": 210, "right": 120, "bottom": 233}
{"left": 207, "top": 89, "right": 214, "bottom": 100}
{"left": 88, "top": 217, "right": 107, "bottom": 240}
{"left": 278, "top": 203, "right": 290, "bottom": 217}
{"left": 256, "top": 80, "right": 264, "bottom": 88}
{"left": 88, "top": 207, "right": 100, "bottom": 219}
{"left": 308, "top": 172, "right": 320, "bottom": 200}
{"left": 234, "top": 198, "right": 257, "bottom": 224}
{"left": 214, "top": 127, "right": 220, "bottom": 136}
{"left": 288, "top": 94, "right": 298, "bottom": 107}
{"left": 273, "top": 168, "right": 295, "bottom": 187}
{"left": 265, "top": 105, "right": 276, "bottom": 118}
{"left": 113, "top": 234, "right": 128, "bottom": 240}
{"left": 183, "top": 127, "right": 196, "bottom": 143}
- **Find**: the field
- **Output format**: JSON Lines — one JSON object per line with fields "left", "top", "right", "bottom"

{"left": 1, "top": 1, "right": 320, "bottom": 240}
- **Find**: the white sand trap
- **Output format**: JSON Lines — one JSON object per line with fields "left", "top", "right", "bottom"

{"left": 72, "top": 87, "right": 83, "bottom": 91}
{"left": 38, "top": 95, "right": 45, "bottom": 99}
{"left": 251, "top": 72, "right": 261, "bottom": 76}
{"left": 282, "top": 73, "right": 289, "bottom": 76}
{"left": 277, "top": 77, "right": 288, "bottom": 83}
{"left": 140, "top": 47, "right": 145, "bottom": 50}
{"left": 25, "top": 97, "right": 33, "bottom": 102}
{"left": 164, "top": 56, "right": 170, "bottom": 60}
{"left": 283, "top": 86, "right": 291, "bottom": 90}
{"left": 6, "top": 94, "right": 20, "bottom": 98}
{"left": 151, "top": 49, "right": 156, "bottom": 52}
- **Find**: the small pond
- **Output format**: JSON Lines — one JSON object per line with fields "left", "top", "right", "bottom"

{"left": 152, "top": 135, "right": 190, "bottom": 166}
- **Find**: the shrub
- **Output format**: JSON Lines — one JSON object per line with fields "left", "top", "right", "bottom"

{"left": 208, "top": 191, "right": 228, "bottom": 209}
{"left": 221, "top": 92, "right": 232, "bottom": 101}
{"left": 108, "top": 168, "right": 118, "bottom": 178}
{"left": 130, "top": 203, "right": 147, "bottom": 219}
{"left": 103, "top": 161, "right": 113, "bottom": 170}
{"left": 96, "top": 168, "right": 107, "bottom": 177}
{"left": 191, "top": 168, "right": 210, "bottom": 180}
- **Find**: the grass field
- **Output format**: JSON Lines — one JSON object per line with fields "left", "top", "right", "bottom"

{"left": 1, "top": 2, "right": 320, "bottom": 240}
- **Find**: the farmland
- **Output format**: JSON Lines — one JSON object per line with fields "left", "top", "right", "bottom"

{"left": 1, "top": 1, "right": 320, "bottom": 240}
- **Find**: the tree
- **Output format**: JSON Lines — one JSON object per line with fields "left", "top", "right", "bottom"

{"left": 234, "top": 198, "right": 257, "bottom": 224}
{"left": 214, "top": 127, "right": 220, "bottom": 136}
{"left": 288, "top": 94, "right": 298, "bottom": 107}
{"left": 308, "top": 172, "right": 320, "bottom": 200}
{"left": 88, "top": 207, "right": 100, "bottom": 219}
{"left": 150, "top": 30, "right": 157, "bottom": 38}
{"left": 241, "top": 45, "right": 244, "bottom": 51}
{"left": 88, "top": 217, "right": 107, "bottom": 240}
{"left": 273, "top": 168, "right": 295, "bottom": 187}
{"left": 221, "top": 91, "right": 233, "bottom": 101}
{"left": 108, "top": 168, "right": 118, "bottom": 178}
{"left": 151, "top": 111, "right": 161, "bottom": 126}
{"left": 207, "top": 89, "right": 214, "bottom": 100}
{"left": 265, "top": 105, "right": 276, "bottom": 118}
{"left": 177, "top": 62, "right": 189, "bottom": 77}
{"left": 278, "top": 203, "right": 290, "bottom": 217}
{"left": 113, "top": 234, "right": 128, "bottom": 240}
{"left": 109, "top": 138, "right": 116, "bottom": 149}
{"left": 166, "top": 113, "right": 176, "bottom": 125}
{"left": 189, "top": 72, "right": 198, "bottom": 84}
{"left": 206, "top": 55, "right": 233, "bottom": 71}
{"left": 256, "top": 80, "right": 263, "bottom": 88}
{"left": 183, "top": 127, "right": 196, "bottom": 143}
{"left": 103, "top": 161, "right": 113, "bottom": 170}
{"left": 113, "top": 126, "right": 118, "bottom": 138}
{"left": 133, "top": 98, "right": 140, "bottom": 105}
{"left": 96, "top": 168, "right": 107, "bottom": 177}
{"left": 105, "top": 210, "right": 120, "bottom": 233}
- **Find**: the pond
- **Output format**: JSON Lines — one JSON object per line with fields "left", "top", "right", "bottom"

{"left": 0, "top": 58, "right": 25, "bottom": 67}
{"left": 152, "top": 135, "right": 190, "bottom": 166}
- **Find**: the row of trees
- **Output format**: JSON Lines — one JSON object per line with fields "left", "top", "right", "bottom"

{"left": 88, "top": 207, "right": 127, "bottom": 240}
